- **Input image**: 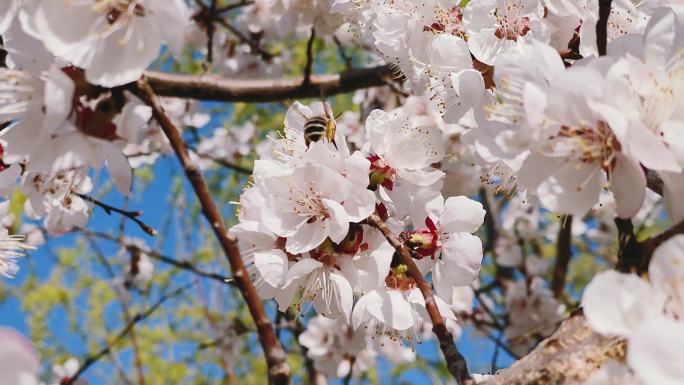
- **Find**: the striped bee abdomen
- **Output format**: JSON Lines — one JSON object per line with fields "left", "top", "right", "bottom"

{"left": 304, "top": 116, "right": 331, "bottom": 146}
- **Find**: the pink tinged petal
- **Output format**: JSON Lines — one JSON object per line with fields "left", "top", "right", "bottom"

{"left": 625, "top": 122, "right": 681, "bottom": 172}
{"left": 146, "top": 0, "right": 190, "bottom": 57}
{"left": 434, "top": 294, "right": 457, "bottom": 321}
{"left": 523, "top": 82, "right": 548, "bottom": 128}
{"left": 643, "top": 9, "right": 676, "bottom": 66}
{"left": 43, "top": 65, "right": 75, "bottom": 133}
{"left": 440, "top": 233, "right": 484, "bottom": 286}
{"left": 413, "top": 258, "right": 435, "bottom": 279}
{"left": 535, "top": 159, "right": 602, "bottom": 217}
{"left": 102, "top": 142, "right": 133, "bottom": 195}
{"left": 0, "top": 327, "right": 40, "bottom": 385}
{"left": 345, "top": 151, "right": 372, "bottom": 188}
{"left": 294, "top": 163, "right": 352, "bottom": 203}
{"left": 0, "top": 164, "right": 21, "bottom": 190}
{"left": 628, "top": 317, "right": 684, "bottom": 385}
{"left": 432, "top": 261, "right": 454, "bottom": 302}
{"left": 396, "top": 168, "right": 445, "bottom": 187}
{"left": 283, "top": 258, "right": 323, "bottom": 287}
{"left": 365, "top": 109, "right": 391, "bottom": 155}
{"left": 372, "top": 290, "right": 414, "bottom": 331}
{"left": 649, "top": 235, "right": 684, "bottom": 310}
{"left": 661, "top": 120, "right": 684, "bottom": 168}
{"left": 352, "top": 290, "right": 383, "bottom": 329}
{"left": 84, "top": 18, "right": 163, "bottom": 87}
{"left": 253, "top": 250, "right": 289, "bottom": 288}
{"left": 452, "top": 69, "right": 485, "bottom": 102}
{"left": 321, "top": 199, "right": 349, "bottom": 243}
{"left": 274, "top": 282, "right": 299, "bottom": 312}
{"left": 286, "top": 219, "right": 329, "bottom": 254}
{"left": 341, "top": 189, "right": 376, "bottom": 223}
{"left": 329, "top": 271, "right": 354, "bottom": 323}
{"left": 439, "top": 196, "right": 486, "bottom": 233}
{"left": 609, "top": 153, "right": 646, "bottom": 218}
{"left": 660, "top": 171, "right": 684, "bottom": 223}
{"left": 581, "top": 270, "right": 660, "bottom": 337}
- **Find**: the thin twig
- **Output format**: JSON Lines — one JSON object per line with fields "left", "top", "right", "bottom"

{"left": 366, "top": 213, "right": 471, "bottom": 384}
{"left": 302, "top": 27, "right": 316, "bottom": 86}
{"left": 332, "top": 35, "right": 353, "bottom": 70}
{"left": 206, "top": 0, "right": 217, "bottom": 64}
{"left": 64, "top": 284, "right": 194, "bottom": 385}
{"left": 83, "top": 229, "right": 235, "bottom": 286}
{"left": 134, "top": 78, "right": 290, "bottom": 385}
{"left": 551, "top": 215, "right": 573, "bottom": 299}
{"left": 490, "top": 329, "right": 505, "bottom": 373}
{"left": 194, "top": 0, "right": 273, "bottom": 60}
{"left": 77, "top": 193, "right": 157, "bottom": 236}
{"left": 217, "top": 0, "right": 253, "bottom": 12}
{"left": 596, "top": 0, "right": 612, "bottom": 56}
{"left": 187, "top": 145, "right": 254, "bottom": 175}
{"left": 642, "top": 219, "right": 684, "bottom": 259}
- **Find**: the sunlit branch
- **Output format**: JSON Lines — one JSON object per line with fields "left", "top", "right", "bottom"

{"left": 143, "top": 65, "right": 394, "bottom": 103}
{"left": 63, "top": 283, "right": 194, "bottom": 385}
{"left": 366, "top": 213, "right": 472, "bottom": 385}
{"left": 134, "top": 78, "right": 291, "bottom": 385}
{"left": 480, "top": 312, "right": 625, "bottom": 385}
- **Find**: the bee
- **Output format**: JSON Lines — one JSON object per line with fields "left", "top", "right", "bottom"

{"left": 303, "top": 103, "right": 337, "bottom": 148}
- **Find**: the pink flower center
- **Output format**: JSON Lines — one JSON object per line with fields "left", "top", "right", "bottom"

{"left": 493, "top": 2, "right": 531, "bottom": 41}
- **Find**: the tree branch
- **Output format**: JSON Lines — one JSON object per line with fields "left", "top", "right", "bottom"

{"left": 481, "top": 311, "right": 625, "bottom": 385}
{"left": 615, "top": 218, "right": 645, "bottom": 273}
{"left": 64, "top": 283, "right": 194, "bottom": 385}
{"left": 551, "top": 215, "right": 573, "bottom": 299}
{"left": 134, "top": 78, "right": 291, "bottom": 385}
{"left": 366, "top": 213, "right": 471, "bottom": 384}
{"left": 596, "top": 0, "right": 613, "bottom": 56}
{"left": 144, "top": 65, "right": 393, "bottom": 103}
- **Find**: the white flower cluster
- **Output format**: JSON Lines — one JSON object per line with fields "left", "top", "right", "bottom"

{"left": 231, "top": 100, "right": 484, "bottom": 364}
{"left": 333, "top": 0, "right": 684, "bottom": 222}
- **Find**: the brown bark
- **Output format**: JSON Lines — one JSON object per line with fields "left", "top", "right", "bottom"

{"left": 366, "top": 214, "right": 471, "bottom": 384}
{"left": 144, "top": 65, "right": 394, "bottom": 103}
{"left": 135, "top": 78, "right": 290, "bottom": 385}
{"left": 482, "top": 312, "right": 626, "bottom": 385}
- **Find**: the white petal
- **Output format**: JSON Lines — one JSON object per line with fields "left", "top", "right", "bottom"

{"left": 253, "top": 250, "right": 288, "bottom": 288}
{"left": 609, "top": 153, "right": 645, "bottom": 218}
{"left": 322, "top": 199, "right": 349, "bottom": 243}
{"left": 283, "top": 258, "right": 323, "bottom": 287}
{"left": 285, "top": 221, "right": 329, "bottom": 254}
{"left": 0, "top": 328, "right": 40, "bottom": 385}
{"left": 441, "top": 233, "right": 484, "bottom": 286}
{"left": 102, "top": 142, "right": 133, "bottom": 195}
{"left": 352, "top": 290, "right": 382, "bottom": 329}
{"left": 628, "top": 317, "right": 684, "bottom": 385}
{"left": 581, "top": 270, "right": 659, "bottom": 337}
{"left": 439, "top": 196, "right": 485, "bottom": 233}
{"left": 329, "top": 271, "right": 354, "bottom": 323}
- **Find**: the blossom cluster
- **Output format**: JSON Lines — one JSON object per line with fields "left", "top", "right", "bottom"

{"left": 230, "top": 100, "right": 486, "bottom": 377}
{"left": 0, "top": 0, "right": 683, "bottom": 382}
{"left": 334, "top": 0, "right": 684, "bottom": 222}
